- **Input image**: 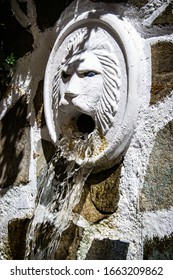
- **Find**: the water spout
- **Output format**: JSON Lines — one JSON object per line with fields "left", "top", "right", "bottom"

{"left": 25, "top": 146, "right": 92, "bottom": 259}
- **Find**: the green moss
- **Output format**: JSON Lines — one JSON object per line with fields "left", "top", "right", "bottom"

{"left": 0, "top": 46, "right": 16, "bottom": 100}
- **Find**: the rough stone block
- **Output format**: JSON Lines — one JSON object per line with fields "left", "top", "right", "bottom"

{"left": 55, "top": 222, "right": 83, "bottom": 260}
{"left": 153, "top": 4, "right": 173, "bottom": 25}
{"left": 36, "top": 139, "right": 55, "bottom": 177}
{"left": 89, "top": 163, "right": 121, "bottom": 214}
{"left": 144, "top": 234, "right": 173, "bottom": 260}
{"left": 86, "top": 238, "right": 129, "bottom": 260}
{"left": 151, "top": 42, "right": 173, "bottom": 105}
{"left": 8, "top": 218, "right": 30, "bottom": 260}
{"left": 73, "top": 183, "right": 109, "bottom": 223}
{"left": 140, "top": 121, "right": 173, "bottom": 211}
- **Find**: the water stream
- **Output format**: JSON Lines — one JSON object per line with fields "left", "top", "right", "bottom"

{"left": 25, "top": 134, "right": 93, "bottom": 260}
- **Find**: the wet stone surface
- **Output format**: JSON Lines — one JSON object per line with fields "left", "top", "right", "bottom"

{"left": 73, "top": 183, "right": 109, "bottom": 223}
{"left": 89, "top": 163, "right": 122, "bottom": 214}
{"left": 73, "top": 163, "right": 122, "bottom": 223}
{"left": 8, "top": 218, "right": 31, "bottom": 260}
{"left": 54, "top": 222, "right": 83, "bottom": 260}
{"left": 36, "top": 139, "right": 56, "bottom": 177}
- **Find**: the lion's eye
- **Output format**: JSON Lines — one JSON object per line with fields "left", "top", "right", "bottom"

{"left": 62, "top": 71, "right": 71, "bottom": 79}
{"left": 84, "top": 71, "right": 98, "bottom": 77}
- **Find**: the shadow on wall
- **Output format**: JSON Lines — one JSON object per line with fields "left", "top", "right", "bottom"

{"left": 35, "top": 0, "right": 75, "bottom": 31}
{"left": 0, "top": 95, "right": 30, "bottom": 192}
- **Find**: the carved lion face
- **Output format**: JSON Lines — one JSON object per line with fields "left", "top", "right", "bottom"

{"left": 52, "top": 30, "right": 121, "bottom": 136}
{"left": 44, "top": 14, "right": 150, "bottom": 170}
{"left": 59, "top": 51, "right": 103, "bottom": 121}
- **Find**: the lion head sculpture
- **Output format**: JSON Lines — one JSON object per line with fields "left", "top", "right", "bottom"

{"left": 44, "top": 12, "right": 150, "bottom": 171}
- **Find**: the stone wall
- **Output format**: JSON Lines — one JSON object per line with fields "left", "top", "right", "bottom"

{"left": 0, "top": 0, "right": 173, "bottom": 260}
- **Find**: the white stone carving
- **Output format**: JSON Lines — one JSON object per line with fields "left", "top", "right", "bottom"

{"left": 44, "top": 11, "right": 151, "bottom": 171}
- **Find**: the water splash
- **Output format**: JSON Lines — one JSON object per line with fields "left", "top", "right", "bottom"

{"left": 25, "top": 134, "right": 93, "bottom": 260}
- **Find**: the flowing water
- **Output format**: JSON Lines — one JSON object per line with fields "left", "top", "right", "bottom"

{"left": 25, "top": 133, "right": 93, "bottom": 260}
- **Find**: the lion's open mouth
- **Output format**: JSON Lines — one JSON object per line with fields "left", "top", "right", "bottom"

{"left": 76, "top": 114, "right": 95, "bottom": 134}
